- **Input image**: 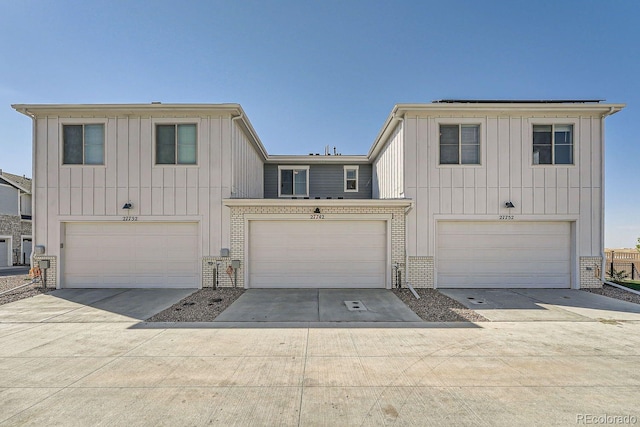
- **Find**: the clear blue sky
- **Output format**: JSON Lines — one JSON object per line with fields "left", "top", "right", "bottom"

{"left": 1, "top": 0, "right": 638, "bottom": 248}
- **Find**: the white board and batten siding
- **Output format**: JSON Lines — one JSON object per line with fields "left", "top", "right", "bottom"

{"left": 27, "top": 106, "right": 264, "bottom": 288}
{"left": 370, "top": 103, "right": 623, "bottom": 289}
{"left": 248, "top": 219, "right": 388, "bottom": 288}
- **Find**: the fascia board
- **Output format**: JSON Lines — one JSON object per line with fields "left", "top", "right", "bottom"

{"left": 11, "top": 103, "right": 245, "bottom": 117}
{"left": 265, "top": 155, "right": 370, "bottom": 164}
{"left": 223, "top": 198, "right": 413, "bottom": 208}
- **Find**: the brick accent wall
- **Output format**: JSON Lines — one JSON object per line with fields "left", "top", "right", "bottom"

{"left": 32, "top": 255, "right": 57, "bottom": 289}
{"left": 580, "top": 256, "right": 603, "bottom": 288}
{"left": 224, "top": 204, "right": 406, "bottom": 288}
{"left": 408, "top": 256, "right": 434, "bottom": 288}
{"left": 202, "top": 257, "right": 242, "bottom": 288}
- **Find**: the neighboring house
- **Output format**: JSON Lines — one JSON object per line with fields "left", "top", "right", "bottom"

{"left": 12, "top": 100, "right": 623, "bottom": 290}
{"left": 0, "top": 170, "right": 32, "bottom": 266}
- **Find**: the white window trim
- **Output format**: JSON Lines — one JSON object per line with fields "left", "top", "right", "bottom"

{"left": 436, "top": 121, "right": 482, "bottom": 167}
{"left": 152, "top": 119, "right": 200, "bottom": 167}
{"left": 344, "top": 165, "right": 359, "bottom": 192}
{"left": 531, "top": 122, "right": 577, "bottom": 166}
{"left": 277, "top": 165, "right": 310, "bottom": 198}
{"left": 60, "top": 119, "right": 108, "bottom": 167}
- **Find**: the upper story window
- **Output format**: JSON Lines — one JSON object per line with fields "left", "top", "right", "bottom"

{"left": 439, "top": 124, "right": 480, "bottom": 165}
{"left": 63, "top": 124, "right": 104, "bottom": 165}
{"left": 344, "top": 166, "right": 359, "bottom": 192}
{"left": 533, "top": 124, "right": 573, "bottom": 165}
{"left": 278, "top": 166, "right": 309, "bottom": 197}
{"left": 156, "top": 124, "right": 197, "bottom": 165}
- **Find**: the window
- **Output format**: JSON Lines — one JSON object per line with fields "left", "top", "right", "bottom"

{"left": 533, "top": 124, "right": 573, "bottom": 165}
{"left": 63, "top": 124, "right": 104, "bottom": 165}
{"left": 156, "top": 124, "right": 197, "bottom": 165}
{"left": 439, "top": 124, "right": 480, "bottom": 165}
{"left": 344, "top": 166, "right": 358, "bottom": 192}
{"left": 278, "top": 166, "right": 309, "bottom": 197}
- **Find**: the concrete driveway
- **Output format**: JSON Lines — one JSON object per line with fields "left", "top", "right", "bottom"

{"left": 440, "top": 288, "right": 640, "bottom": 322}
{"left": 1, "top": 288, "right": 639, "bottom": 425}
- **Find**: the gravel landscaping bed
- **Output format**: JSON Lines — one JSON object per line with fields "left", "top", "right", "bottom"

{"left": 0, "top": 274, "right": 52, "bottom": 306}
{"left": 146, "top": 287, "right": 245, "bottom": 322}
{"left": 392, "top": 288, "right": 489, "bottom": 322}
{"left": 583, "top": 284, "right": 640, "bottom": 305}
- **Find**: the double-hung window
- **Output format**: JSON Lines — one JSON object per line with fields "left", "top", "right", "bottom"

{"left": 533, "top": 124, "right": 573, "bottom": 165}
{"left": 344, "top": 166, "right": 358, "bottom": 192}
{"left": 156, "top": 124, "right": 197, "bottom": 165}
{"left": 63, "top": 124, "right": 104, "bottom": 165}
{"left": 439, "top": 124, "right": 480, "bottom": 165}
{"left": 278, "top": 166, "right": 309, "bottom": 197}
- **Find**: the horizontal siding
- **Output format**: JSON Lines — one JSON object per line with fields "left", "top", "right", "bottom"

{"left": 232, "top": 122, "right": 264, "bottom": 198}
{"left": 264, "top": 164, "right": 372, "bottom": 199}
{"left": 0, "top": 185, "right": 18, "bottom": 215}
{"left": 373, "top": 122, "right": 404, "bottom": 199}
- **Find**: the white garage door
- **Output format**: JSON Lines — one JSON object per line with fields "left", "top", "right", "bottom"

{"left": 0, "top": 238, "right": 9, "bottom": 267}
{"left": 64, "top": 222, "right": 199, "bottom": 288}
{"left": 249, "top": 220, "right": 387, "bottom": 288}
{"left": 437, "top": 221, "right": 571, "bottom": 288}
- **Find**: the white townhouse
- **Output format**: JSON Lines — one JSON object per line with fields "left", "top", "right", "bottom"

{"left": 13, "top": 100, "right": 623, "bottom": 290}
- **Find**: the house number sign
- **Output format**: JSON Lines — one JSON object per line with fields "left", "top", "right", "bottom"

{"left": 310, "top": 214, "right": 325, "bottom": 220}
{"left": 122, "top": 216, "right": 139, "bottom": 221}
{"left": 498, "top": 215, "right": 514, "bottom": 220}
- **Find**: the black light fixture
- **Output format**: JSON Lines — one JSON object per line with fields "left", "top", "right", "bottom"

{"left": 122, "top": 202, "right": 132, "bottom": 209}
{"left": 314, "top": 207, "right": 321, "bottom": 214}
{"left": 505, "top": 201, "right": 515, "bottom": 208}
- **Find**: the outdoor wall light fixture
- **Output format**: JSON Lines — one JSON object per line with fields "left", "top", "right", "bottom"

{"left": 505, "top": 202, "right": 515, "bottom": 208}
{"left": 122, "top": 202, "right": 132, "bottom": 209}
{"left": 314, "top": 207, "right": 321, "bottom": 214}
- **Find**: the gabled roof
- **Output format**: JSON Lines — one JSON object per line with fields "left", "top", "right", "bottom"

{"left": 12, "top": 103, "right": 269, "bottom": 162}
{"left": 0, "top": 171, "right": 31, "bottom": 194}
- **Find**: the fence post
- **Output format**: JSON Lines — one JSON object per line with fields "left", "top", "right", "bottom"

{"left": 610, "top": 251, "right": 615, "bottom": 277}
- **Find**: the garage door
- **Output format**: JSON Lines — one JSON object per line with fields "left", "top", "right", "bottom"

{"left": 64, "top": 222, "right": 199, "bottom": 288}
{"left": 437, "top": 221, "right": 571, "bottom": 288}
{"left": 248, "top": 220, "right": 387, "bottom": 288}
{"left": 0, "top": 238, "right": 8, "bottom": 267}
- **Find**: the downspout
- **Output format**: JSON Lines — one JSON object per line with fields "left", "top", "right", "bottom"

{"left": 599, "top": 107, "right": 615, "bottom": 286}
{"left": 230, "top": 113, "right": 244, "bottom": 198}
{"left": 404, "top": 202, "right": 413, "bottom": 288}
{"left": 28, "top": 110, "right": 37, "bottom": 269}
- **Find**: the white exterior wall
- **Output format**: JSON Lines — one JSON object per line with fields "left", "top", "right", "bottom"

{"left": 31, "top": 110, "right": 260, "bottom": 287}
{"left": 231, "top": 121, "right": 264, "bottom": 199}
{"left": 398, "top": 109, "right": 610, "bottom": 288}
{"left": 373, "top": 122, "right": 404, "bottom": 199}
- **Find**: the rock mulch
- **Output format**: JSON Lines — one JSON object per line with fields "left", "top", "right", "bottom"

{"left": 392, "top": 288, "right": 489, "bottom": 322}
{"left": 146, "top": 287, "right": 245, "bottom": 322}
{"left": 583, "top": 284, "right": 640, "bottom": 305}
{"left": 0, "top": 274, "right": 52, "bottom": 306}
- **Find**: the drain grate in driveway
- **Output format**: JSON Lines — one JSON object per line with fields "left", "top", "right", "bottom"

{"left": 467, "top": 297, "right": 486, "bottom": 305}
{"left": 344, "top": 300, "right": 367, "bottom": 311}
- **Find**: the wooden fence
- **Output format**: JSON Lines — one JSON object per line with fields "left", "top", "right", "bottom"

{"left": 605, "top": 250, "right": 640, "bottom": 280}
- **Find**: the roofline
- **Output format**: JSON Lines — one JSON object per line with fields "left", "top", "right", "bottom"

{"left": 367, "top": 101, "right": 625, "bottom": 160}
{"left": 265, "top": 155, "right": 370, "bottom": 164}
{"left": 0, "top": 174, "right": 31, "bottom": 194}
{"left": 223, "top": 198, "right": 413, "bottom": 207}
{"left": 11, "top": 102, "right": 269, "bottom": 161}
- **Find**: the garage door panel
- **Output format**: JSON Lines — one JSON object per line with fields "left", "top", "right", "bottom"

{"left": 64, "top": 222, "right": 198, "bottom": 288}
{"left": 249, "top": 220, "right": 387, "bottom": 288}
{"left": 438, "top": 221, "right": 571, "bottom": 288}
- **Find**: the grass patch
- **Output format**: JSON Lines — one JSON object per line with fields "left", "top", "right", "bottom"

{"left": 619, "top": 281, "right": 640, "bottom": 291}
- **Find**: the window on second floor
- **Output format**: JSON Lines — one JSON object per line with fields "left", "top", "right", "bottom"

{"left": 63, "top": 124, "right": 104, "bottom": 165}
{"left": 156, "top": 124, "right": 197, "bottom": 165}
{"left": 439, "top": 124, "right": 480, "bottom": 165}
{"left": 278, "top": 166, "right": 309, "bottom": 197}
{"left": 533, "top": 124, "right": 573, "bottom": 165}
{"left": 344, "top": 166, "right": 359, "bottom": 192}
